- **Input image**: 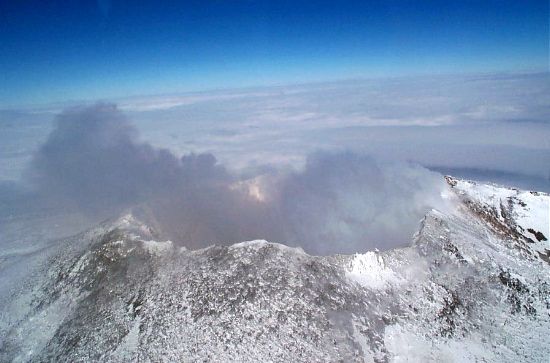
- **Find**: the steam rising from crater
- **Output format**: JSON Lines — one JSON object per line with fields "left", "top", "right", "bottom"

{"left": 27, "top": 104, "right": 452, "bottom": 254}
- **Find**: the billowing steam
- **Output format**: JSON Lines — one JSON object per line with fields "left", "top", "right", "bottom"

{"left": 27, "top": 103, "right": 452, "bottom": 255}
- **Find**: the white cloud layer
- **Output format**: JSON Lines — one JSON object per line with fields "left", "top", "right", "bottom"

{"left": 2, "top": 72, "right": 548, "bottom": 185}
{"left": 0, "top": 72, "right": 548, "bottom": 254}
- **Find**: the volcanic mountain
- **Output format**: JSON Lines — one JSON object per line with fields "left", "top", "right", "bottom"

{"left": 1, "top": 177, "right": 549, "bottom": 362}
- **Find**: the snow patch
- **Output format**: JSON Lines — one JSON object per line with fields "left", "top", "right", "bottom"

{"left": 231, "top": 239, "right": 270, "bottom": 249}
{"left": 230, "top": 240, "right": 306, "bottom": 254}
{"left": 384, "top": 324, "right": 494, "bottom": 362}
{"left": 346, "top": 251, "right": 402, "bottom": 289}
{"left": 141, "top": 240, "right": 173, "bottom": 256}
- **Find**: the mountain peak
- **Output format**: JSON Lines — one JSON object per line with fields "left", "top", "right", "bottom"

{"left": 1, "top": 177, "right": 549, "bottom": 362}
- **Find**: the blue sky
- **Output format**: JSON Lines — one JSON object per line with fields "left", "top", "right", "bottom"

{"left": 0, "top": 0, "right": 548, "bottom": 107}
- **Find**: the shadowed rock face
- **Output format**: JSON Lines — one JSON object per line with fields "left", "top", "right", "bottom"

{"left": 1, "top": 179, "right": 549, "bottom": 362}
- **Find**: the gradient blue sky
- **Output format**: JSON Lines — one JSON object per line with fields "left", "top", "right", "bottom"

{"left": 1, "top": 0, "right": 548, "bottom": 107}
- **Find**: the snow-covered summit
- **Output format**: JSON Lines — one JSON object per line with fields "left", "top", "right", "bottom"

{"left": 1, "top": 177, "right": 549, "bottom": 362}
{"left": 446, "top": 176, "right": 549, "bottom": 262}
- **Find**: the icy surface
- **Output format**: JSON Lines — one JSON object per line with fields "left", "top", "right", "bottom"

{"left": 345, "top": 252, "right": 403, "bottom": 290}
{"left": 448, "top": 176, "right": 550, "bottom": 261}
{"left": 0, "top": 178, "right": 549, "bottom": 362}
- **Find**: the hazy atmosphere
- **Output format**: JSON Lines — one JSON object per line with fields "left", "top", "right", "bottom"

{"left": 1, "top": 1, "right": 549, "bottom": 253}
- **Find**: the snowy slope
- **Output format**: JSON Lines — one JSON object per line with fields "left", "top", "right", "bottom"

{"left": 446, "top": 176, "right": 549, "bottom": 262}
{"left": 1, "top": 178, "right": 549, "bottom": 362}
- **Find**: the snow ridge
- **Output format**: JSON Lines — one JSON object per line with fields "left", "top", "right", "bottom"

{"left": 1, "top": 178, "right": 549, "bottom": 362}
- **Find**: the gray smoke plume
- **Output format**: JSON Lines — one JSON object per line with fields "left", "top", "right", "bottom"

{"left": 26, "top": 103, "right": 452, "bottom": 254}
{"left": 277, "top": 152, "right": 451, "bottom": 254}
